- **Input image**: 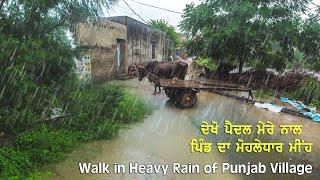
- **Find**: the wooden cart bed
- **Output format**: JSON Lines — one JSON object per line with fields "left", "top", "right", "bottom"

{"left": 159, "top": 79, "right": 251, "bottom": 93}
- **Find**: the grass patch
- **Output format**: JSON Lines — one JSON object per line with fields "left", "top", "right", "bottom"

{"left": 253, "top": 89, "right": 276, "bottom": 99}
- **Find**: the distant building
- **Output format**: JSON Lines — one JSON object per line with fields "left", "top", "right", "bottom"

{"left": 74, "top": 16, "right": 167, "bottom": 82}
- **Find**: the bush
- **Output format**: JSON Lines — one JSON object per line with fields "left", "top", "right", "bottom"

{"left": 293, "top": 77, "right": 320, "bottom": 105}
{"left": 15, "top": 126, "right": 76, "bottom": 165}
{"left": 0, "top": 66, "right": 53, "bottom": 110}
{"left": 311, "top": 99, "right": 320, "bottom": 109}
{"left": 273, "top": 70, "right": 308, "bottom": 91}
{"left": 0, "top": 33, "right": 74, "bottom": 87}
{"left": 311, "top": 61, "right": 320, "bottom": 71}
{"left": 0, "top": 108, "right": 38, "bottom": 135}
{"left": 0, "top": 147, "right": 34, "bottom": 178}
{"left": 66, "top": 84, "right": 122, "bottom": 119}
{"left": 60, "top": 85, "right": 152, "bottom": 140}
{"left": 60, "top": 84, "right": 123, "bottom": 140}
{"left": 196, "top": 57, "right": 217, "bottom": 72}
{"left": 117, "top": 90, "right": 153, "bottom": 123}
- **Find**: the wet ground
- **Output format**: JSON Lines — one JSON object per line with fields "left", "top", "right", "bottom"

{"left": 48, "top": 79, "right": 320, "bottom": 180}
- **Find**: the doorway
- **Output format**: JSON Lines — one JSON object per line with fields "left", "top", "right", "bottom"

{"left": 116, "top": 39, "right": 126, "bottom": 71}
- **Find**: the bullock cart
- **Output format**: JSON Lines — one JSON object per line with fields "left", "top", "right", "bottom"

{"left": 147, "top": 73, "right": 253, "bottom": 108}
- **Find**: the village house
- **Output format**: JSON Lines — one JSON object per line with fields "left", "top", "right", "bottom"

{"left": 74, "top": 16, "right": 167, "bottom": 82}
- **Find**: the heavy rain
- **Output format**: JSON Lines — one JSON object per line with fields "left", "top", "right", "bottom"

{"left": 0, "top": 0, "right": 320, "bottom": 180}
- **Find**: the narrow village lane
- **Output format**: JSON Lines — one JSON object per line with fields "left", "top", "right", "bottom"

{"left": 49, "top": 79, "right": 320, "bottom": 180}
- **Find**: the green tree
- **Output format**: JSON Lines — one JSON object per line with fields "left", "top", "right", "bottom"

{"left": 180, "top": 0, "right": 312, "bottom": 74}
{"left": 149, "top": 19, "right": 180, "bottom": 58}
{"left": 298, "top": 18, "right": 320, "bottom": 71}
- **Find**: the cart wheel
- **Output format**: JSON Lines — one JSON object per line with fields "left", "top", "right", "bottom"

{"left": 164, "top": 88, "right": 178, "bottom": 100}
{"left": 164, "top": 88, "right": 172, "bottom": 98}
{"left": 177, "top": 89, "right": 197, "bottom": 109}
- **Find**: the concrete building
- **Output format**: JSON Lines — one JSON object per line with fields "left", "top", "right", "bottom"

{"left": 107, "top": 16, "right": 166, "bottom": 64}
{"left": 74, "top": 16, "right": 166, "bottom": 82}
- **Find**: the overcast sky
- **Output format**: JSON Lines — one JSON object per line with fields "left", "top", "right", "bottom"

{"left": 105, "top": 0, "right": 320, "bottom": 31}
{"left": 105, "top": 0, "right": 200, "bottom": 30}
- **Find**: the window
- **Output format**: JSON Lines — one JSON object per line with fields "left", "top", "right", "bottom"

{"left": 152, "top": 43, "right": 156, "bottom": 59}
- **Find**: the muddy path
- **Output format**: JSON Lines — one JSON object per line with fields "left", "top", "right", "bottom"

{"left": 48, "top": 79, "right": 320, "bottom": 180}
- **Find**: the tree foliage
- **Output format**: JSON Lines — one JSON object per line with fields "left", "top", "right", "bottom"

{"left": 299, "top": 18, "right": 320, "bottom": 64}
{"left": 1, "top": 0, "right": 117, "bottom": 38}
{"left": 149, "top": 19, "right": 180, "bottom": 57}
{"left": 180, "top": 0, "right": 319, "bottom": 73}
